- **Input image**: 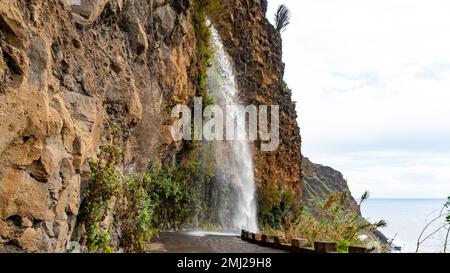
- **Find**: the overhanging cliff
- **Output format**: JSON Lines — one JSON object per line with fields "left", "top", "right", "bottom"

{"left": 215, "top": 0, "right": 303, "bottom": 217}
{"left": 0, "top": 0, "right": 303, "bottom": 252}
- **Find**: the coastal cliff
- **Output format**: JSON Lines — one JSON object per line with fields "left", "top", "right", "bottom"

{"left": 0, "top": 0, "right": 303, "bottom": 252}
{"left": 302, "top": 157, "right": 360, "bottom": 215}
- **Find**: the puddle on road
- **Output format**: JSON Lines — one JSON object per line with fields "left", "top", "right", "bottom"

{"left": 184, "top": 231, "right": 240, "bottom": 237}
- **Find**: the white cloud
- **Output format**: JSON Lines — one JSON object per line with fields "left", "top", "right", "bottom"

{"left": 312, "top": 151, "right": 450, "bottom": 198}
{"left": 267, "top": 0, "right": 450, "bottom": 197}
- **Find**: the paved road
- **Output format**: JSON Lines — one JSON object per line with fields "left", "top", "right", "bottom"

{"left": 147, "top": 232, "right": 287, "bottom": 253}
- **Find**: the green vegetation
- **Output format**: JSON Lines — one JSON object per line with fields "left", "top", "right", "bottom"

{"left": 146, "top": 161, "right": 202, "bottom": 228}
{"left": 336, "top": 239, "right": 352, "bottom": 253}
{"left": 116, "top": 175, "right": 158, "bottom": 252}
{"left": 75, "top": 130, "right": 385, "bottom": 253}
{"left": 260, "top": 191, "right": 386, "bottom": 252}
{"left": 257, "top": 180, "right": 298, "bottom": 229}
{"left": 280, "top": 191, "right": 386, "bottom": 251}
{"left": 116, "top": 160, "right": 205, "bottom": 252}
{"left": 193, "top": 0, "right": 213, "bottom": 99}
{"left": 192, "top": 0, "right": 227, "bottom": 102}
{"left": 74, "top": 129, "right": 199, "bottom": 253}
{"left": 76, "top": 138, "right": 121, "bottom": 253}
{"left": 282, "top": 80, "right": 292, "bottom": 97}
{"left": 75, "top": 127, "right": 221, "bottom": 252}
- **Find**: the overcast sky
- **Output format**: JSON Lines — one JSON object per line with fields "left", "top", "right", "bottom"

{"left": 267, "top": 0, "right": 450, "bottom": 198}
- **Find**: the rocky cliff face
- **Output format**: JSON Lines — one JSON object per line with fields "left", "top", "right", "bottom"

{"left": 0, "top": 0, "right": 196, "bottom": 252}
{"left": 302, "top": 157, "right": 360, "bottom": 215}
{"left": 0, "top": 0, "right": 303, "bottom": 252}
{"left": 216, "top": 0, "right": 302, "bottom": 207}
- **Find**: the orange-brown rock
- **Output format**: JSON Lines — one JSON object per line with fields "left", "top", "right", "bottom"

{"left": 215, "top": 0, "right": 302, "bottom": 209}
{"left": 0, "top": 0, "right": 303, "bottom": 252}
{"left": 0, "top": 0, "right": 197, "bottom": 252}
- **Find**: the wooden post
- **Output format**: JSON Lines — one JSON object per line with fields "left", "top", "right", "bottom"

{"left": 261, "top": 234, "right": 273, "bottom": 243}
{"left": 261, "top": 234, "right": 267, "bottom": 243}
{"left": 241, "top": 230, "right": 246, "bottom": 240}
{"left": 314, "top": 241, "right": 337, "bottom": 253}
{"left": 250, "top": 233, "right": 262, "bottom": 242}
{"left": 292, "top": 238, "right": 309, "bottom": 251}
{"left": 273, "top": 236, "right": 284, "bottom": 246}
{"left": 291, "top": 238, "right": 309, "bottom": 252}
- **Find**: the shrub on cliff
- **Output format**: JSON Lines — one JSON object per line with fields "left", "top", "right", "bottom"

{"left": 76, "top": 138, "right": 122, "bottom": 253}
{"left": 76, "top": 149, "right": 203, "bottom": 252}
{"left": 192, "top": 0, "right": 228, "bottom": 101}
{"left": 145, "top": 161, "right": 201, "bottom": 229}
{"left": 258, "top": 179, "right": 297, "bottom": 229}
{"left": 116, "top": 175, "right": 158, "bottom": 253}
{"left": 282, "top": 80, "right": 292, "bottom": 97}
{"left": 263, "top": 191, "right": 387, "bottom": 252}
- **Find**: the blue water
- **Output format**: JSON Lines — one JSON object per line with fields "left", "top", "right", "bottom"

{"left": 361, "top": 199, "right": 449, "bottom": 253}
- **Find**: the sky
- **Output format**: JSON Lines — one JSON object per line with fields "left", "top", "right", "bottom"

{"left": 266, "top": 0, "right": 450, "bottom": 198}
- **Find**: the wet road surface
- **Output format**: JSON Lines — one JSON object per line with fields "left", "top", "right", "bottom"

{"left": 147, "top": 231, "right": 287, "bottom": 253}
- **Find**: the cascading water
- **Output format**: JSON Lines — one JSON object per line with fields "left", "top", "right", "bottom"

{"left": 205, "top": 21, "right": 258, "bottom": 233}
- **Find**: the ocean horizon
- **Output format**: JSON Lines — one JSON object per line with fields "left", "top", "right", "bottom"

{"left": 360, "top": 198, "right": 449, "bottom": 253}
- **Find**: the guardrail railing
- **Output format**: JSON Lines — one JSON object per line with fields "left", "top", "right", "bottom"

{"left": 241, "top": 230, "right": 375, "bottom": 253}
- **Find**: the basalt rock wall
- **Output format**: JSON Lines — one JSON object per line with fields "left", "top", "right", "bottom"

{"left": 215, "top": 0, "right": 303, "bottom": 207}
{"left": 0, "top": 0, "right": 303, "bottom": 252}
{"left": 0, "top": 0, "right": 197, "bottom": 252}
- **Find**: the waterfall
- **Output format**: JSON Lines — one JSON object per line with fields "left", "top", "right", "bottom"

{"left": 205, "top": 21, "right": 258, "bottom": 233}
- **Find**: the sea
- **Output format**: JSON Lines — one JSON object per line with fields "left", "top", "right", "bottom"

{"left": 361, "top": 199, "right": 449, "bottom": 253}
